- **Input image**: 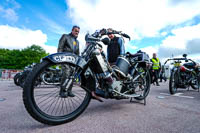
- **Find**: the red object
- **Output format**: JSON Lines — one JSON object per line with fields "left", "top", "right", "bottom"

{"left": 180, "top": 66, "right": 186, "bottom": 72}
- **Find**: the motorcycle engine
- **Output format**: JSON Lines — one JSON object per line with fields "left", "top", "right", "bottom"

{"left": 111, "top": 77, "right": 123, "bottom": 93}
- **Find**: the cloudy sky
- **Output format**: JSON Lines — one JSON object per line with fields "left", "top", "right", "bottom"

{"left": 0, "top": 0, "right": 200, "bottom": 62}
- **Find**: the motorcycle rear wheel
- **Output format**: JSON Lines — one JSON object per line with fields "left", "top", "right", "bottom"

{"left": 134, "top": 69, "right": 151, "bottom": 100}
{"left": 190, "top": 73, "right": 200, "bottom": 90}
{"left": 23, "top": 60, "right": 91, "bottom": 125}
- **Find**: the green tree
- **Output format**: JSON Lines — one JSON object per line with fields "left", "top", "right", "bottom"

{"left": 0, "top": 45, "right": 49, "bottom": 69}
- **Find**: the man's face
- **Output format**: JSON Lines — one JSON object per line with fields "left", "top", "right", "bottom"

{"left": 153, "top": 53, "right": 156, "bottom": 58}
{"left": 71, "top": 28, "right": 80, "bottom": 38}
{"left": 107, "top": 29, "right": 114, "bottom": 39}
{"left": 108, "top": 33, "right": 114, "bottom": 39}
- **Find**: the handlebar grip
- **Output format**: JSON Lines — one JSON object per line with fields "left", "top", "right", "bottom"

{"left": 121, "top": 33, "right": 131, "bottom": 40}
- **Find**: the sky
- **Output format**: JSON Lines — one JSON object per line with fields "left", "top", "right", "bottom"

{"left": 0, "top": 0, "right": 200, "bottom": 63}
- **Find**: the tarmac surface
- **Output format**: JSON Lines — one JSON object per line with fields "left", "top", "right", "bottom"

{"left": 1, "top": 80, "right": 200, "bottom": 133}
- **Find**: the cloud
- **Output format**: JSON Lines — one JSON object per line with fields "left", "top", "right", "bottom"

{"left": 141, "top": 46, "right": 159, "bottom": 58}
{"left": 39, "top": 15, "right": 66, "bottom": 35}
{"left": 0, "top": 25, "right": 57, "bottom": 54}
{"left": 0, "top": 6, "right": 18, "bottom": 22}
{"left": 0, "top": 0, "right": 21, "bottom": 22}
{"left": 66, "top": 0, "right": 200, "bottom": 39}
{"left": 158, "top": 24, "right": 200, "bottom": 58}
{"left": 65, "top": 0, "right": 200, "bottom": 59}
{"left": 169, "top": 0, "right": 199, "bottom": 6}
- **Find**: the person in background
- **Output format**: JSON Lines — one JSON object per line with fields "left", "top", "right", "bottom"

{"left": 57, "top": 25, "right": 80, "bottom": 97}
{"left": 106, "top": 28, "right": 125, "bottom": 65}
{"left": 159, "top": 65, "right": 167, "bottom": 82}
{"left": 151, "top": 53, "right": 161, "bottom": 86}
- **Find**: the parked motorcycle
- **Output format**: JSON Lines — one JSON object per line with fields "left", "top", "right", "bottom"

{"left": 164, "top": 54, "right": 200, "bottom": 94}
{"left": 14, "top": 63, "right": 36, "bottom": 87}
{"left": 23, "top": 29, "right": 151, "bottom": 125}
{"left": 41, "top": 67, "right": 62, "bottom": 85}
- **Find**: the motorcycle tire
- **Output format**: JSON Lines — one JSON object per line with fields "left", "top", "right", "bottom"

{"left": 18, "top": 72, "right": 28, "bottom": 88}
{"left": 23, "top": 60, "right": 91, "bottom": 125}
{"left": 134, "top": 69, "right": 151, "bottom": 100}
{"left": 14, "top": 73, "right": 21, "bottom": 86}
{"left": 169, "top": 70, "right": 178, "bottom": 94}
{"left": 190, "top": 74, "right": 200, "bottom": 90}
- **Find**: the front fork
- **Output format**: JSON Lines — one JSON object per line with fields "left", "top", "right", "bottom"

{"left": 59, "top": 67, "right": 81, "bottom": 97}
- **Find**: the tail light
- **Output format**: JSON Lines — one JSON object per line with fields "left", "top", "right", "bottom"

{"left": 180, "top": 66, "right": 186, "bottom": 72}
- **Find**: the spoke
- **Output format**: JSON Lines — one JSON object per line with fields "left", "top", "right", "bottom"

{"left": 43, "top": 94, "right": 59, "bottom": 113}
{"left": 67, "top": 97, "right": 73, "bottom": 113}
{"left": 74, "top": 92, "right": 85, "bottom": 101}
{"left": 64, "top": 98, "right": 69, "bottom": 113}
{"left": 36, "top": 90, "right": 59, "bottom": 106}
{"left": 72, "top": 97, "right": 81, "bottom": 105}
{"left": 69, "top": 98, "right": 77, "bottom": 111}
{"left": 51, "top": 95, "right": 60, "bottom": 115}
{"left": 55, "top": 98, "right": 62, "bottom": 116}
{"left": 35, "top": 89, "right": 58, "bottom": 97}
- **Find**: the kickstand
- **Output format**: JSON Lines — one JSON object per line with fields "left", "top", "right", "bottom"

{"left": 187, "top": 86, "right": 190, "bottom": 91}
{"left": 130, "top": 97, "right": 146, "bottom": 106}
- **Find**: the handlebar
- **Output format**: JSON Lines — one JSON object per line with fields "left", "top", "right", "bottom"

{"left": 164, "top": 58, "right": 196, "bottom": 65}
{"left": 90, "top": 28, "right": 131, "bottom": 40}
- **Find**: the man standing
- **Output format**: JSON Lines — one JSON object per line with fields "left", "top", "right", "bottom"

{"left": 57, "top": 25, "right": 80, "bottom": 97}
{"left": 107, "top": 28, "right": 125, "bottom": 65}
{"left": 151, "top": 53, "right": 161, "bottom": 86}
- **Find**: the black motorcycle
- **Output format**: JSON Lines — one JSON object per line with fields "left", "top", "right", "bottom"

{"left": 41, "top": 67, "right": 62, "bottom": 85}
{"left": 23, "top": 29, "right": 151, "bottom": 125}
{"left": 14, "top": 63, "right": 36, "bottom": 87}
{"left": 164, "top": 54, "right": 200, "bottom": 94}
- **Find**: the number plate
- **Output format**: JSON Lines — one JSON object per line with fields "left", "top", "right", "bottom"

{"left": 53, "top": 55, "right": 76, "bottom": 63}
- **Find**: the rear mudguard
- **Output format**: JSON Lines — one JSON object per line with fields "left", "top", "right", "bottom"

{"left": 42, "top": 52, "right": 87, "bottom": 69}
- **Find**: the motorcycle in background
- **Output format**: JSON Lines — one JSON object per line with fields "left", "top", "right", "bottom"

{"left": 14, "top": 63, "right": 37, "bottom": 88}
{"left": 164, "top": 54, "right": 200, "bottom": 94}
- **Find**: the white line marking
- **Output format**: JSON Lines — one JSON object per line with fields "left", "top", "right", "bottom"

{"left": 160, "top": 93, "right": 194, "bottom": 99}
{"left": 160, "top": 93, "right": 171, "bottom": 96}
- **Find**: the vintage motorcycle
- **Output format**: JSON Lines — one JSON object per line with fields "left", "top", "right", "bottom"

{"left": 23, "top": 29, "right": 151, "bottom": 125}
{"left": 14, "top": 63, "right": 64, "bottom": 87}
{"left": 41, "top": 67, "right": 63, "bottom": 85}
{"left": 14, "top": 63, "right": 37, "bottom": 87}
{"left": 164, "top": 54, "right": 200, "bottom": 94}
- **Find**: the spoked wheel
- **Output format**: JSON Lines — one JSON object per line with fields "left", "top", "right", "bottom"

{"left": 134, "top": 68, "right": 151, "bottom": 100}
{"left": 190, "top": 73, "right": 200, "bottom": 90}
{"left": 23, "top": 60, "right": 91, "bottom": 125}
{"left": 169, "top": 70, "right": 178, "bottom": 94}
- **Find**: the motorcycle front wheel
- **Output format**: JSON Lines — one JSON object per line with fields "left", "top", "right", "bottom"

{"left": 169, "top": 70, "right": 178, "bottom": 94}
{"left": 23, "top": 60, "right": 91, "bottom": 125}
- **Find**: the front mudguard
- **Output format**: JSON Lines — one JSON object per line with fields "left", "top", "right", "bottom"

{"left": 42, "top": 52, "right": 87, "bottom": 69}
{"left": 43, "top": 52, "right": 95, "bottom": 92}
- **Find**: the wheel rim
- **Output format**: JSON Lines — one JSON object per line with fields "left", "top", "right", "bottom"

{"left": 31, "top": 64, "right": 88, "bottom": 118}
{"left": 134, "top": 69, "right": 149, "bottom": 97}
